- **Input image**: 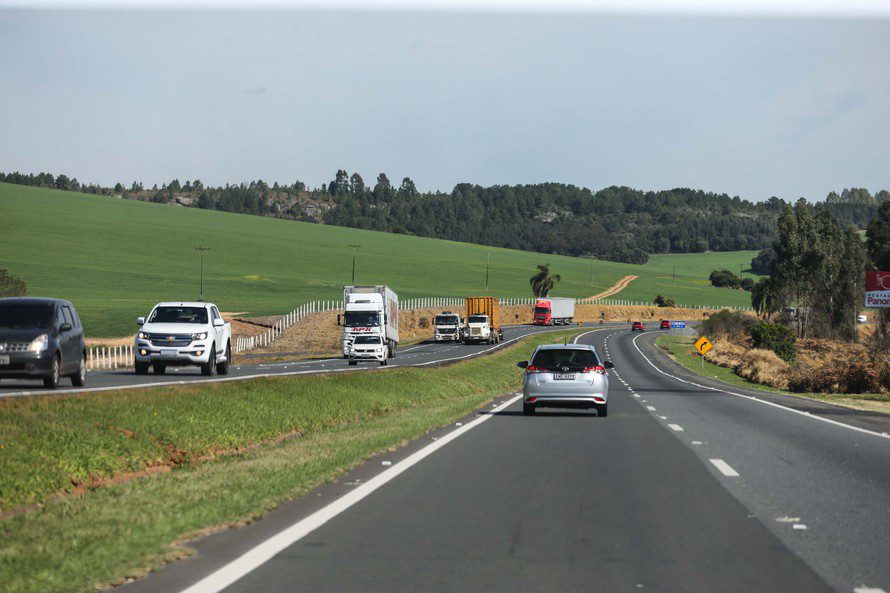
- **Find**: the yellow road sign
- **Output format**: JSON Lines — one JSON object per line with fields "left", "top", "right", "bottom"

{"left": 694, "top": 336, "right": 713, "bottom": 355}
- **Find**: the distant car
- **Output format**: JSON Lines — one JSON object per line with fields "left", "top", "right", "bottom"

{"left": 660, "top": 320, "right": 671, "bottom": 330}
{"left": 517, "top": 344, "right": 613, "bottom": 417}
{"left": 348, "top": 334, "right": 388, "bottom": 366}
{"left": 134, "top": 302, "right": 231, "bottom": 376}
{"left": 858, "top": 314, "right": 868, "bottom": 323}
{"left": 0, "top": 297, "right": 86, "bottom": 388}
{"left": 631, "top": 321, "right": 645, "bottom": 332}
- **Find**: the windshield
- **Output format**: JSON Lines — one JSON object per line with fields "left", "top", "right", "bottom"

{"left": 467, "top": 315, "right": 487, "bottom": 324}
{"left": 344, "top": 312, "right": 380, "bottom": 327}
{"left": 148, "top": 306, "right": 208, "bottom": 324}
{"left": 534, "top": 306, "right": 550, "bottom": 314}
{"left": 0, "top": 303, "right": 55, "bottom": 329}
{"left": 435, "top": 316, "right": 458, "bottom": 325}
{"left": 531, "top": 348, "right": 600, "bottom": 369}
{"left": 354, "top": 335, "right": 382, "bottom": 345}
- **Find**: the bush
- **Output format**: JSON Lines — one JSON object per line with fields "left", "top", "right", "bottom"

{"left": 0, "top": 269, "right": 27, "bottom": 297}
{"left": 709, "top": 269, "right": 741, "bottom": 289}
{"left": 750, "top": 321, "right": 796, "bottom": 363}
{"left": 654, "top": 294, "right": 675, "bottom": 307}
{"left": 838, "top": 362, "right": 881, "bottom": 394}
{"left": 788, "top": 369, "right": 839, "bottom": 393}
{"left": 701, "top": 309, "right": 753, "bottom": 342}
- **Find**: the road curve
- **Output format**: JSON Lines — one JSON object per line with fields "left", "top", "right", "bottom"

{"left": 120, "top": 327, "right": 890, "bottom": 593}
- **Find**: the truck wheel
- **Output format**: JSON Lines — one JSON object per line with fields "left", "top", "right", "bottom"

{"left": 135, "top": 362, "right": 149, "bottom": 375}
{"left": 43, "top": 354, "right": 60, "bottom": 389}
{"left": 152, "top": 362, "right": 166, "bottom": 375}
{"left": 216, "top": 342, "right": 231, "bottom": 375}
{"left": 201, "top": 346, "right": 216, "bottom": 376}
{"left": 71, "top": 354, "right": 86, "bottom": 387}
{"left": 380, "top": 359, "right": 388, "bottom": 366}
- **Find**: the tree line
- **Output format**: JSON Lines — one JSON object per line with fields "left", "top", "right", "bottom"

{"left": 2, "top": 169, "right": 885, "bottom": 265}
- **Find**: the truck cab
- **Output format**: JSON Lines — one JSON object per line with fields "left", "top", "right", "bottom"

{"left": 342, "top": 286, "right": 399, "bottom": 359}
{"left": 434, "top": 311, "right": 462, "bottom": 342}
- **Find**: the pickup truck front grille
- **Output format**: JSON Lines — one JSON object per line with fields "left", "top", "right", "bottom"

{"left": 147, "top": 333, "right": 193, "bottom": 347}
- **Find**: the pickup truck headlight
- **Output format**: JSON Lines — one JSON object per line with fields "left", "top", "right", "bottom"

{"left": 192, "top": 332, "right": 208, "bottom": 341}
{"left": 137, "top": 331, "right": 149, "bottom": 340}
{"left": 28, "top": 334, "right": 49, "bottom": 352}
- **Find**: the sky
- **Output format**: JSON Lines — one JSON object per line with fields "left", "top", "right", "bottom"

{"left": 1, "top": 4, "right": 888, "bottom": 201}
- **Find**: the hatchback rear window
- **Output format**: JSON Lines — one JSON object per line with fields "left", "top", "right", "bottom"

{"left": 530, "top": 349, "right": 600, "bottom": 369}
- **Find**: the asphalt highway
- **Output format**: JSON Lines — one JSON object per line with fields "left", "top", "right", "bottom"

{"left": 0, "top": 322, "right": 615, "bottom": 398}
{"left": 120, "top": 326, "right": 890, "bottom": 593}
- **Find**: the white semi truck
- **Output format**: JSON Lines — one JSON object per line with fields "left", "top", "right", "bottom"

{"left": 434, "top": 311, "right": 462, "bottom": 342}
{"left": 341, "top": 285, "right": 399, "bottom": 360}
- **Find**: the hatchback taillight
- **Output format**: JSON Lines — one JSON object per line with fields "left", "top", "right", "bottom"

{"left": 526, "top": 365, "right": 550, "bottom": 373}
{"left": 582, "top": 365, "right": 606, "bottom": 374}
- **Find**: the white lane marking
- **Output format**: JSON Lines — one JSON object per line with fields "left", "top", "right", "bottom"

{"left": 853, "top": 587, "right": 887, "bottom": 593}
{"left": 691, "top": 440, "right": 703, "bottom": 445}
{"left": 668, "top": 424, "right": 684, "bottom": 432}
{"left": 658, "top": 415, "right": 667, "bottom": 420}
{"left": 646, "top": 406, "right": 656, "bottom": 411}
{"left": 776, "top": 516, "right": 800, "bottom": 523}
{"left": 175, "top": 393, "right": 524, "bottom": 593}
{"left": 630, "top": 333, "right": 890, "bottom": 441}
{"left": 633, "top": 394, "right": 641, "bottom": 398}
{"left": 793, "top": 524, "right": 807, "bottom": 530}
{"left": 709, "top": 458, "right": 740, "bottom": 477}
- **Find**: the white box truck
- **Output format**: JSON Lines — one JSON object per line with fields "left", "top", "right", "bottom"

{"left": 532, "top": 297, "right": 575, "bottom": 325}
{"left": 341, "top": 286, "right": 399, "bottom": 360}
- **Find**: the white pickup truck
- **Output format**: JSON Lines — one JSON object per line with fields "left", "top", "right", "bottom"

{"left": 134, "top": 302, "right": 232, "bottom": 376}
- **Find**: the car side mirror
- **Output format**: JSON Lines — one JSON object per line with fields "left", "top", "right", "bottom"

{"left": 213, "top": 318, "right": 224, "bottom": 327}
{"left": 603, "top": 360, "right": 614, "bottom": 369}
{"left": 60, "top": 323, "right": 72, "bottom": 332}
{"left": 517, "top": 361, "right": 528, "bottom": 368}
{"left": 136, "top": 317, "right": 145, "bottom": 325}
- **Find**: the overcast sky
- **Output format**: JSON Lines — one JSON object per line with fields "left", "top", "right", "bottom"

{"left": 1, "top": 7, "right": 888, "bottom": 201}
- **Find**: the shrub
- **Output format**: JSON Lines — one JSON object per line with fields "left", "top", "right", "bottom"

{"left": 654, "top": 294, "right": 675, "bottom": 307}
{"left": 709, "top": 269, "right": 741, "bottom": 289}
{"left": 838, "top": 362, "right": 881, "bottom": 394}
{"left": 0, "top": 269, "right": 27, "bottom": 297}
{"left": 750, "top": 321, "right": 796, "bottom": 362}
{"left": 788, "top": 369, "right": 839, "bottom": 393}
{"left": 701, "top": 309, "right": 753, "bottom": 343}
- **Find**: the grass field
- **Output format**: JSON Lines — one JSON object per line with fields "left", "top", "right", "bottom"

{"left": 0, "top": 328, "right": 582, "bottom": 593}
{"left": 1, "top": 183, "right": 759, "bottom": 336}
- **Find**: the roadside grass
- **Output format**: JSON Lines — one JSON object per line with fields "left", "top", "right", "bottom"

{"left": 656, "top": 335, "right": 890, "bottom": 414}
{"left": 0, "top": 329, "right": 584, "bottom": 593}
{"left": 1, "top": 182, "right": 757, "bottom": 337}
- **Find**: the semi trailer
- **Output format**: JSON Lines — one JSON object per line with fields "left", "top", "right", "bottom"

{"left": 341, "top": 286, "right": 399, "bottom": 359}
{"left": 533, "top": 297, "right": 575, "bottom": 325}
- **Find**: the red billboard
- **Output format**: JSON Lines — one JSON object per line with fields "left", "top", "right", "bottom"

{"left": 865, "top": 271, "right": 890, "bottom": 307}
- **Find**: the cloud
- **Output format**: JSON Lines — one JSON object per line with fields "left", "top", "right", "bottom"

{"left": 243, "top": 86, "right": 267, "bottom": 94}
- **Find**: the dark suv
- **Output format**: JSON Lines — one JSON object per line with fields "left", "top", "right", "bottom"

{"left": 0, "top": 297, "right": 86, "bottom": 388}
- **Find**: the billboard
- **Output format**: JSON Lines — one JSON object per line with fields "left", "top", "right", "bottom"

{"left": 865, "top": 271, "right": 890, "bottom": 308}
{"left": 670, "top": 321, "right": 686, "bottom": 329}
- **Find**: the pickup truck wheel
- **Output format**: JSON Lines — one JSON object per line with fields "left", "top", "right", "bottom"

{"left": 152, "top": 362, "right": 166, "bottom": 375}
{"left": 71, "top": 354, "right": 86, "bottom": 387}
{"left": 216, "top": 342, "right": 230, "bottom": 375}
{"left": 201, "top": 346, "right": 216, "bottom": 376}
{"left": 135, "top": 362, "right": 149, "bottom": 375}
{"left": 380, "top": 359, "right": 387, "bottom": 366}
{"left": 43, "top": 355, "right": 60, "bottom": 389}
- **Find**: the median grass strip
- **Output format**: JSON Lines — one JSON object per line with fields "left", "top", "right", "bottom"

{"left": 656, "top": 334, "right": 890, "bottom": 414}
{"left": 0, "top": 329, "right": 583, "bottom": 593}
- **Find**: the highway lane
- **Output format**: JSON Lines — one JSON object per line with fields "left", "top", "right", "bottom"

{"left": 0, "top": 322, "right": 618, "bottom": 398}
{"left": 122, "top": 327, "right": 890, "bottom": 593}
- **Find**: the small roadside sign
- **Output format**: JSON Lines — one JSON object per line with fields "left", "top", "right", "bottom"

{"left": 694, "top": 336, "right": 713, "bottom": 355}
{"left": 670, "top": 321, "right": 686, "bottom": 329}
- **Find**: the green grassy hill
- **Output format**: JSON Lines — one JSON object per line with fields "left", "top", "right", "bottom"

{"left": 1, "top": 183, "right": 759, "bottom": 337}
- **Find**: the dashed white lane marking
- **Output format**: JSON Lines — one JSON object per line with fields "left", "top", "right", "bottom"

{"left": 630, "top": 332, "right": 890, "bottom": 441}
{"left": 646, "top": 406, "right": 656, "bottom": 411}
{"left": 668, "top": 424, "right": 684, "bottom": 432}
{"left": 633, "top": 394, "right": 641, "bottom": 398}
{"left": 709, "top": 458, "right": 740, "bottom": 477}
{"left": 853, "top": 586, "right": 887, "bottom": 593}
{"left": 792, "top": 524, "right": 808, "bottom": 530}
{"left": 691, "top": 441, "right": 703, "bottom": 445}
{"left": 658, "top": 415, "right": 667, "bottom": 420}
{"left": 175, "top": 392, "right": 525, "bottom": 593}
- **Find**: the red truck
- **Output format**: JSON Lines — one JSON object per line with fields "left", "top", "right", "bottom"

{"left": 532, "top": 298, "right": 576, "bottom": 326}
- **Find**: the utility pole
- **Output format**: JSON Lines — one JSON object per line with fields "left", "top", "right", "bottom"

{"left": 590, "top": 258, "right": 594, "bottom": 287}
{"left": 194, "top": 246, "right": 212, "bottom": 301}
{"left": 485, "top": 253, "right": 490, "bottom": 290}
{"left": 348, "top": 244, "right": 360, "bottom": 284}
{"left": 672, "top": 261, "right": 676, "bottom": 285}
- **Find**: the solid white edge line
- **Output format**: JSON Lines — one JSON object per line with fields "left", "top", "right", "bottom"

{"left": 709, "top": 458, "right": 740, "bottom": 477}
{"left": 176, "top": 392, "right": 524, "bottom": 593}
{"left": 630, "top": 333, "right": 890, "bottom": 441}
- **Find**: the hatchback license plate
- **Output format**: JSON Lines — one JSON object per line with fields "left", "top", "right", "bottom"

{"left": 554, "top": 373, "right": 576, "bottom": 380}
{"left": 160, "top": 349, "right": 178, "bottom": 357}
{"left": 0, "top": 355, "right": 9, "bottom": 365}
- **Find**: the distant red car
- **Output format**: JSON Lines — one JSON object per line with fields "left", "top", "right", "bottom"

{"left": 631, "top": 321, "right": 645, "bottom": 332}
{"left": 660, "top": 320, "right": 671, "bottom": 330}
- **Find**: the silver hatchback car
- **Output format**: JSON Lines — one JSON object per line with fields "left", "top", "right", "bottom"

{"left": 517, "top": 344, "right": 613, "bottom": 416}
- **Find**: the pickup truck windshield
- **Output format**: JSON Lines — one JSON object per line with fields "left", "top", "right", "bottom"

{"left": 467, "top": 315, "right": 488, "bottom": 323}
{"left": 148, "top": 306, "right": 208, "bottom": 324}
{"left": 344, "top": 312, "right": 380, "bottom": 327}
{"left": 0, "top": 303, "right": 54, "bottom": 329}
{"left": 354, "top": 336, "right": 382, "bottom": 344}
{"left": 435, "top": 316, "right": 458, "bottom": 325}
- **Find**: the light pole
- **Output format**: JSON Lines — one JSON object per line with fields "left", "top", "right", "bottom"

{"left": 590, "top": 257, "right": 594, "bottom": 287}
{"left": 348, "top": 244, "right": 360, "bottom": 284}
{"left": 485, "top": 252, "right": 490, "bottom": 290}
{"left": 194, "top": 246, "right": 212, "bottom": 301}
